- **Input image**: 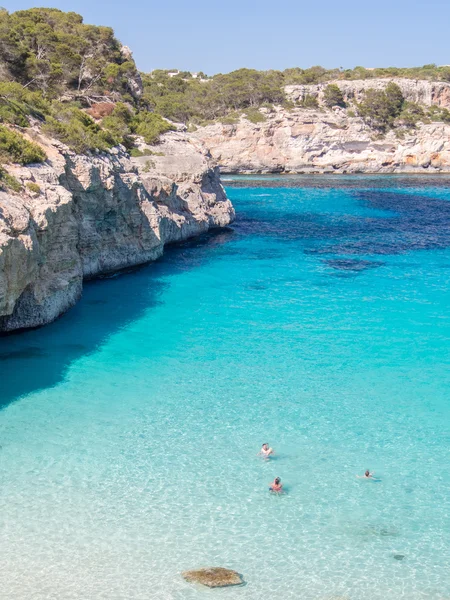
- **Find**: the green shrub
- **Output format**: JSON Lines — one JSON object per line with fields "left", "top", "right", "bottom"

{"left": 385, "top": 82, "right": 404, "bottom": 112}
{"left": 220, "top": 115, "right": 239, "bottom": 125}
{"left": 142, "top": 159, "right": 155, "bottom": 172}
{"left": 282, "top": 99, "right": 296, "bottom": 111}
{"left": 129, "top": 148, "right": 146, "bottom": 157}
{"left": 101, "top": 102, "right": 134, "bottom": 148}
{"left": 42, "top": 104, "right": 116, "bottom": 152}
{"left": 26, "top": 181, "right": 41, "bottom": 194}
{"left": 283, "top": 63, "right": 450, "bottom": 84}
{"left": 357, "top": 83, "right": 405, "bottom": 131}
{"left": 323, "top": 84, "right": 345, "bottom": 108}
{"left": 284, "top": 66, "right": 330, "bottom": 85}
{"left": 0, "top": 125, "right": 47, "bottom": 164}
{"left": 132, "top": 112, "right": 175, "bottom": 144}
{"left": 300, "top": 94, "right": 319, "bottom": 109}
{"left": 397, "top": 102, "right": 425, "bottom": 128}
{"left": 0, "top": 82, "right": 51, "bottom": 126}
{"left": 0, "top": 166, "right": 22, "bottom": 191}
{"left": 427, "top": 105, "right": 450, "bottom": 123}
{"left": 129, "top": 147, "right": 164, "bottom": 157}
{"left": 244, "top": 109, "right": 266, "bottom": 124}
{"left": 219, "top": 110, "right": 241, "bottom": 125}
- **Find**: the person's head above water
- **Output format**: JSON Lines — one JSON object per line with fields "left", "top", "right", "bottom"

{"left": 262, "top": 443, "right": 268, "bottom": 449}
{"left": 274, "top": 477, "right": 281, "bottom": 485}
{"left": 365, "top": 470, "right": 370, "bottom": 477}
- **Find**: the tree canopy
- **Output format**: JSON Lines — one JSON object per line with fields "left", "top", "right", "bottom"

{"left": 141, "top": 68, "right": 285, "bottom": 123}
{"left": 0, "top": 8, "right": 139, "bottom": 99}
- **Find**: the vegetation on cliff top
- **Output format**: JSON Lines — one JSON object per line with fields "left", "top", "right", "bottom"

{"left": 140, "top": 66, "right": 450, "bottom": 131}
{"left": 141, "top": 68, "right": 284, "bottom": 123}
{"left": 282, "top": 64, "right": 450, "bottom": 85}
{"left": 0, "top": 8, "right": 173, "bottom": 159}
{"left": 0, "top": 7, "right": 138, "bottom": 100}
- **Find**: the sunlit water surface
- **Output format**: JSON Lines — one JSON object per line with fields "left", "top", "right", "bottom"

{"left": 1, "top": 176, "right": 450, "bottom": 599}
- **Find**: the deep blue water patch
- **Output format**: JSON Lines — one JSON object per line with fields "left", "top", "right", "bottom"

{"left": 229, "top": 183, "right": 450, "bottom": 270}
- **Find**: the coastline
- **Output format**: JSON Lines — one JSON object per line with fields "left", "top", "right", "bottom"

{"left": 0, "top": 131, "right": 235, "bottom": 334}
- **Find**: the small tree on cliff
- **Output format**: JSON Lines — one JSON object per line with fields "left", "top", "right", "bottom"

{"left": 300, "top": 94, "right": 319, "bottom": 109}
{"left": 357, "top": 82, "right": 405, "bottom": 131}
{"left": 323, "top": 84, "right": 345, "bottom": 108}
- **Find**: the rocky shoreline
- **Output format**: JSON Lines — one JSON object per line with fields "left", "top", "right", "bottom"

{"left": 0, "top": 130, "right": 234, "bottom": 333}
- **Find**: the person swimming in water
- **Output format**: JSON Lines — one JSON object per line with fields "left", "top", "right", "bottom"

{"left": 258, "top": 443, "right": 274, "bottom": 459}
{"left": 269, "top": 477, "right": 283, "bottom": 493}
{"left": 357, "top": 470, "right": 375, "bottom": 479}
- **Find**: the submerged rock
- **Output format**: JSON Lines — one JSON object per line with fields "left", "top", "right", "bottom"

{"left": 182, "top": 567, "right": 244, "bottom": 588}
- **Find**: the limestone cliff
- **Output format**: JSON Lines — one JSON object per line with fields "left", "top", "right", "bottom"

{"left": 0, "top": 131, "right": 234, "bottom": 333}
{"left": 285, "top": 78, "right": 450, "bottom": 108}
{"left": 192, "top": 78, "right": 450, "bottom": 174}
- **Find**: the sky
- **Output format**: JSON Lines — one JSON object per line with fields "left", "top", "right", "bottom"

{"left": 5, "top": 0, "right": 450, "bottom": 75}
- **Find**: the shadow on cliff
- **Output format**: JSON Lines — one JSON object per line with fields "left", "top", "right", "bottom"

{"left": 0, "top": 228, "right": 235, "bottom": 412}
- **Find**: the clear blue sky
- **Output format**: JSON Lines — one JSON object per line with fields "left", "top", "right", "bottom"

{"left": 5, "top": 0, "right": 450, "bottom": 74}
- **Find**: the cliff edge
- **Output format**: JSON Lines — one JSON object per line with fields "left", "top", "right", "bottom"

{"left": 0, "top": 131, "right": 234, "bottom": 333}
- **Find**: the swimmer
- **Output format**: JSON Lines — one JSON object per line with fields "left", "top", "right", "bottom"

{"left": 357, "top": 470, "right": 375, "bottom": 479}
{"left": 269, "top": 477, "right": 283, "bottom": 493}
{"left": 258, "top": 443, "right": 274, "bottom": 459}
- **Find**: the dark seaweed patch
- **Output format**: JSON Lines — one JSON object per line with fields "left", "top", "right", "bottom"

{"left": 326, "top": 259, "right": 385, "bottom": 272}
{"left": 235, "top": 189, "right": 450, "bottom": 261}
{"left": 246, "top": 282, "right": 269, "bottom": 291}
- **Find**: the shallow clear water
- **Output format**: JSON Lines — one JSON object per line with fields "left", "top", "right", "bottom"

{"left": 1, "top": 176, "right": 450, "bottom": 600}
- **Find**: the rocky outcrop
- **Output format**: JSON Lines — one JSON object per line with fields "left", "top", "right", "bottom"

{"left": 0, "top": 131, "right": 234, "bottom": 333}
{"left": 120, "top": 45, "right": 143, "bottom": 100}
{"left": 192, "top": 79, "right": 450, "bottom": 174}
{"left": 182, "top": 567, "right": 244, "bottom": 588}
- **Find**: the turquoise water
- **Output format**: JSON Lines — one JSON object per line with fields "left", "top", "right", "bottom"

{"left": 1, "top": 176, "right": 450, "bottom": 599}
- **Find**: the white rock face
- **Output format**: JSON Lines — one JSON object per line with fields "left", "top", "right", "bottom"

{"left": 286, "top": 78, "right": 450, "bottom": 108}
{"left": 192, "top": 79, "right": 450, "bottom": 174}
{"left": 0, "top": 131, "right": 234, "bottom": 333}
